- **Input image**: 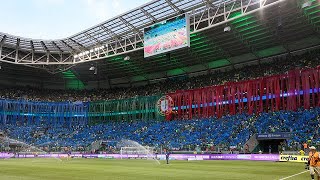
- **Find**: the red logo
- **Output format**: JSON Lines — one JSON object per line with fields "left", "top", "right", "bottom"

{"left": 156, "top": 95, "right": 174, "bottom": 116}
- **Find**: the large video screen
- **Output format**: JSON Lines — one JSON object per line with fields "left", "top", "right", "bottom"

{"left": 144, "top": 14, "right": 190, "bottom": 58}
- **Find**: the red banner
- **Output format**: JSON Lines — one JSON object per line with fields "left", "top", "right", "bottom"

{"left": 167, "top": 67, "right": 320, "bottom": 120}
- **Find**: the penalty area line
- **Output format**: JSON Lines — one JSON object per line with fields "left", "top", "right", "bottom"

{"left": 279, "top": 170, "right": 308, "bottom": 180}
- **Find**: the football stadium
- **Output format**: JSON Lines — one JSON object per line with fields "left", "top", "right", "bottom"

{"left": 0, "top": 0, "right": 320, "bottom": 179}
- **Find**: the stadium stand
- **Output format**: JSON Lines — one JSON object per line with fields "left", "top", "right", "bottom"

{"left": 0, "top": 48, "right": 319, "bottom": 154}
{"left": 0, "top": 49, "right": 319, "bottom": 102}
{"left": 0, "top": 107, "right": 319, "bottom": 153}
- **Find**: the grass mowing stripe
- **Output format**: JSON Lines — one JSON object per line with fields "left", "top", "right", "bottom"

{"left": 278, "top": 170, "right": 308, "bottom": 180}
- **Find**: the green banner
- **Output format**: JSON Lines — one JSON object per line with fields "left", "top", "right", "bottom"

{"left": 88, "top": 95, "right": 163, "bottom": 122}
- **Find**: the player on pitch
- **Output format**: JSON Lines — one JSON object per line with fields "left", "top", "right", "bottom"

{"left": 67, "top": 147, "right": 72, "bottom": 160}
{"left": 309, "top": 146, "right": 320, "bottom": 180}
{"left": 164, "top": 148, "right": 170, "bottom": 164}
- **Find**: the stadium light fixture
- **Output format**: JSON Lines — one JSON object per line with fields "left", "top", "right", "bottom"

{"left": 224, "top": 26, "right": 231, "bottom": 32}
{"left": 124, "top": 56, "right": 130, "bottom": 61}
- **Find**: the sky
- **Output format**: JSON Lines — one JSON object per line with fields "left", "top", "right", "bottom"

{"left": 0, "top": 0, "right": 150, "bottom": 40}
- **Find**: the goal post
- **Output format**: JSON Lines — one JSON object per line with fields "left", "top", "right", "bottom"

{"left": 120, "top": 146, "right": 155, "bottom": 159}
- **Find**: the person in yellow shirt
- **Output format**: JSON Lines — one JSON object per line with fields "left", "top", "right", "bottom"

{"left": 309, "top": 146, "right": 320, "bottom": 180}
{"left": 300, "top": 150, "right": 305, "bottom": 156}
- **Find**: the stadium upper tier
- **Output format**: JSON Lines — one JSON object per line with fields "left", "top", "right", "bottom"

{"left": 0, "top": 0, "right": 319, "bottom": 76}
{"left": 0, "top": 49, "right": 319, "bottom": 102}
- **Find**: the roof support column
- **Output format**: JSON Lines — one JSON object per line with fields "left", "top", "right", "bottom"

{"left": 15, "top": 38, "right": 20, "bottom": 63}
{"left": 0, "top": 35, "right": 6, "bottom": 60}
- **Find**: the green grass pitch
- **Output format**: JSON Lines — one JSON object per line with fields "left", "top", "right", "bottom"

{"left": 0, "top": 158, "right": 310, "bottom": 180}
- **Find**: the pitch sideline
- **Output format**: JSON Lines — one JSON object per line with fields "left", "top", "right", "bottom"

{"left": 278, "top": 170, "right": 308, "bottom": 180}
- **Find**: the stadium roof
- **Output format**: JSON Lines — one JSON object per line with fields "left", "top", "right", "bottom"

{"left": 0, "top": 0, "right": 319, "bottom": 88}
{"left": 0, "top": 0, "right": 228, "bottom": 59}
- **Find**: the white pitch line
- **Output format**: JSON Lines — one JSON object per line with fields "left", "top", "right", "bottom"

{"left": 279, "top": 170, "right": 309, "bottom": 180}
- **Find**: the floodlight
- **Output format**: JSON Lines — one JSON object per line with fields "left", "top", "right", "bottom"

{"left": 224, "top": 26, "right": 231, "bottom": 32}
{"left": 124, "top": 56, "right": 130, "bottom": 61}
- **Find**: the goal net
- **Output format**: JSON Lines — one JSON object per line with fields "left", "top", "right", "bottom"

{"left": 120, "top": 146, "right": 156, "bottom": 160}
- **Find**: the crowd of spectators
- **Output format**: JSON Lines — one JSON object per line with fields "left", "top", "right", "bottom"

{"left": 1, "top": 107, "right": 319, "bottom": 153}
{"left": 0, "top": 50, "right": 319, "bottom": 154}
{"left": 0, "top": 49, "right": 319, "bottom": 102}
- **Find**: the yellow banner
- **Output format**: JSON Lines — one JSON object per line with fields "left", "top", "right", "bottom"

{"left": 279, "top": 155, "right": 309, "bottom": 163}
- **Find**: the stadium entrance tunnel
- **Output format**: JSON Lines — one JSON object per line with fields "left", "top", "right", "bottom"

{"left": 257, "top": 139, "right": 286, "bottom": 154}
{"left": 255, "top": 133, "right": 291, "bottom": 154}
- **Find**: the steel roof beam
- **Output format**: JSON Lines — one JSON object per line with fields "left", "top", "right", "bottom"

{"left": 40, "top": 41, "right": 51, "bottom": 64}
{"left": 100, "top": 25, "right": 121, "bottom": 40}
{"left": 60, "top": 40, "right": 78, "bottom": 53}
{"left": 30, "top": 40, "right": 35, "bottom": 52}
{"left": 165, "top": 0, "right": 183, "bottom": 14}
{"left": 68, "top": 38, "right": 87, "bottom": 51}
{"left": 40, "top": 41, "right": 49, "bottom": 52}
{"left": 15, "top": 38, "right": 20, "bottom": 63}
{"left": 119, "top": 17, "right": 143, "bottom": 37}
{"left": 0, "top": 35, "right": 6, "bottom": 60}
{"left": 140, "top": 8, "right": 157, "bottom": 22}
{"left": 51, "top": 41, "right": 63, "bottom": 53}
{"left": 0, "top": 35, "right": 6, "bottom": 45}
{"left": 202, "top": 0, "right": 216, "bottom": 9}
{"left": 99, "top": 25, "right": 128, "bottom": 52}
{"left": 84, "top": 33, "right": 103, "bottom": 46}
{"left": 29, "top": 40, "right": 35, "bottom": 63}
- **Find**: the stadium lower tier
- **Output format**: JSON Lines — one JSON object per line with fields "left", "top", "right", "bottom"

{"left": 0, "top": 107, "right": 319, "bottom": 152}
